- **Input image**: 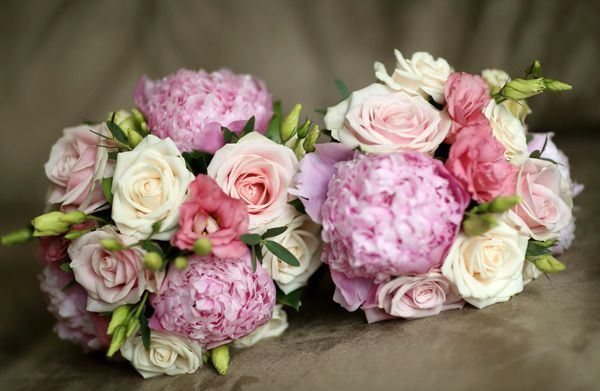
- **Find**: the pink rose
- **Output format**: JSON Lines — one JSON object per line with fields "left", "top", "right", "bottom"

{"left": 68, "top": 226, "right": 165, "bottom": 312}
{"left": 325, "top": 83, "right": 451, "bottom": 154}
{"left": 362, "top": 269, "right": 464, "bottom": 323}
{"left": 44, "top": 124, "right": 115, "bottom": 214}
{"left": 172, "top": 175, "right": 249, "bottom": 258}
{"left": 445, "top": 124, "right": 518, "bottom": 203}
{"left": 508, "top": 158, "right": 573, "bottom": 241}
{"left": 40, "top": 236, "right": 70, "bottom": 264}
{"left": 444, "top": 72, "right": 491, "bottom": 143}
{"left": 207, "top": 132, "right": 298, "bottom": 233}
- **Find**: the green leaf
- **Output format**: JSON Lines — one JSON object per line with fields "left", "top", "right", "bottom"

{"left": 102, "top": 177, "right": 113, "bottom": 204}
{"left": 61, "top": 279, "right": 77, "bottom": 292}
{"left": 288, "top": 198, "right": 306, "bottom": 214}
{"left": 526, "top": 239, "right": 555, "bottom": 257}
{"left": 264, "top": 240, "right": 300, "bottom": 267}
{"left": 107, "top": 151, "right": 119, "bottom": 160}
{"left": 334, "top": 78, "right": 350, "bottom": 100}
{"left": 106, "top": 114, "right": 129, "bottom": 146}
{"left": 276, "top": 287, "right": 302, "bottom": 311}
{"left": 139, "top": 240, "right": 164, "bottom": 257}
{"left": 262, "top": 226, "right": 287, "bottom": 239}
{"left": 59, "top": 262, "right": 72, "bottom": 273}
{"left": 524, "top": 60, "right": 543, "bottom": 79}
{"left": 239, "top": 116, "right": 255, "bottom": 138}
{"left": 151, "top": 220, "right": 163, "bottom": 235}
{"left": 239, "top": 233, "right": 262, "bottom": 246}
{"left": 314, "top": 108, "right": 327, "bottom": 115}
{"left": 529, "top": 150, "right": 541, "bottom": 159}
{"left": 140, "top": 314, "right": 151, "bottom": 351}
{"left": 221, "top": 127, "right": 239, "bottom": 143}
{"left": 462, "top": 213, "right": 497, "bottom": 237}
{"left": 182, "top": 150, "right": 213, "bottom": 175}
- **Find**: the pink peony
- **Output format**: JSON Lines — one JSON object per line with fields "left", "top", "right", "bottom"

{"left": 444, "top": 72, "right": 491, "bottom": 143}
{"left": 149, "top": 254, "right": 275, "bottom": 349}
{"left": 44, "top": 124, "right": 115, "bottom": 214}
{"left": 135, "top": 68, "right": 273, "bottom": 154}
{"left": 362, "top": 269, "right": 464, "bottom": 323}
{"left": 445, "top": 124, "right": 518, "bottom": 203}
{"left": 289, "top": 143, "right": 354, "bottom": 224}
{"left": 40, "top": 236, "right": 70, "bottom": 264}
{"left": 39, "top": 264, "right": 106, "bottom": 351}
{"left": 321, "top": 152, "right": 469, "bottom": 283}
{"left": 171, "top": 174, "right": 249, "bottom": 258}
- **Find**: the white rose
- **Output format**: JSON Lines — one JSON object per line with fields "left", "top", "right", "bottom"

{"left": 207, "top": 132, "right": 298, "bottom": 233}
{"left": 523, "top": 261, "right": 542, "bottom": 285}
{"left": 261, "top": 214, "right": 322, "bottom": 294}
{"left": 374, "top": 50, "right": 453, "bottom": 104}
{"left": 481, "top": 69, "right": 532, "bottom": 122}
{"left": 111, "top": 135, "right": 194, "bottom": 240}
{"left": 441, "top": 220, "right": 529, "bottom": 309}
{"left": 484, "top": 100, "right": 529, "bottom": 161}
{"left": 232, "top": 305, "right": 288, "bottom": 349}
{"left": 120, "top": 330, "right": 203, "bottom": 379}
{"left": 324, "top": 83, "right": 450, "bottom": 155}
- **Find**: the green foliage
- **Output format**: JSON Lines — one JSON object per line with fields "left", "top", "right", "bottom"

{"left": 276, "top": 287, "right": 303, "bottom": 312}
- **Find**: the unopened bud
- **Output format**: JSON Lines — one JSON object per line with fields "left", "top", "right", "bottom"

{"left": 174, "top": 256, "right": 189, "bottom": 270}
{"left": 107, "top": 326, "right": 127, "bottom": 357}
{"left": 489, "top": 196, "right": 521, "bottom": 213}
{"left": 500, "top": 78, "right": 545, "bottom": 100}
{"left": 280, "top": 104, "right": 302, "bottom": 143}
{"left": 107, "top": 305, "right": 130, "bottom": 335}
{"left": 193, "top": 238, "right": 212, "bottom": 256}
{"left": 524, "top": 60, "right": 543, "bottom": 79}
{"left": 100, "top": 239, "right": 123, "bottom": 251}
{"left": 1, "top": 228, "right": 33, "bottom": 245}
{"left": 543, "top": 79, "right": 572, "bottom": 92}
{"left": 463, "top": 214, "right": 497, "bottom": 237}
{"left": 210, "top": 345, "right": 230, "bottom": 375}
{"left": 296, "top": 119, "right": 311, "bottom": 139}
{"left": 143, "top": 252, "right": 163, "bottom": 270}
{"left": 303, "top": 125, "right": 320, "bottom": 153}
{"left": 530, "top": 254, "right": 566, "bottom": 273}
{"left": 32, "top": 211, "right": 87, "bottom": 237}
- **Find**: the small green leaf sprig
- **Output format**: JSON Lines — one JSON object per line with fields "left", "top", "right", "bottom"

{"left": 462, "top": 196, "right": 522, "bottom": 237}
{"left": 526, "top": 239, "right": 565, "bottom": 273}
{"left": 239, "top": 226, "right": 300, "bottom": 272}
{"left": 278, "top": 104, "right": 320, "bottom": 159}
{"left": 106, "top": 291, "right": 151, "bottom": 357}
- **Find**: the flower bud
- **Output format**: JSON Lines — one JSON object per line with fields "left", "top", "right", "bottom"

{"left": 107, "top": 325, "right": 127, "bottom": 357}
{"left": 500, "top": 78, "right": 545, "bottom": 100}
{"left": 107, "top": 305, "right": 130, "bottom": 335}
{"left": 193, "top": 237, "right": 212, "bottom": 256}
{"left": 524, "top": 60, "right": 543, "bottom": 78}
{"left": 489, "top": 196, "right": 521, "bottom": 213}
{"left": 32, "top": 211, "right": 87, "bottom": 237}
{"left": 1, "top": 228, "right": 33, "bottom": 245}
{"left": 100, "top": 238, "right": 123, "bottom": 251}
{"left": 530, "top": 254, "right": 566, "bottom": 273}
{"left": 463, "top": 214, "right": 497, "bottom": 237}
{"left": 280, "top": 104, "right": 301, "bottom": 143}
{"left": 173, "top": 256, "right": 189, "bottom": 270}
{"left": 210, "top": 345, "right": 230, "bottom": 375}
{"left": 296, "top": 119, "right": 311, "bottom": 139}
{"left": 543, "top": 79, "right": 572, "bottom": 92}
{"left": 143, "top": 252, "right": 163, "bottom": 270}
{"left": 109, "top": 109, "right": 146, "bottom": 148}
{"left": 303, "top": 125, "right": 320, "bottom": 153}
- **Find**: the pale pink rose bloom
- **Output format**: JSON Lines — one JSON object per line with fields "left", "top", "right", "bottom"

{"left": 324, "top": 83, "right": 451, "bottom": 154}
{"left": 44, "top": 124, "right": 114, "bottom": 214}
{"left": 508, "top": 158, "right": 573, "bottom": 241}
{"left": 207, "top": 132, "right": 298, "bottom": 233}
{"left": 68, "top": 226, "right": 165, "bottom": 312}
{"left": 362, "top": 269, "right": 464, "bottom": 323}
{"left": 39, "top": 265, "right": 105, "bottom": 351}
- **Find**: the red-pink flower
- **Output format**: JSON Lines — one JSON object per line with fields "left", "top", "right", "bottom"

{"left": 172, "top": 175, "right": 249, "bottom": 258}
{"left": 444, "top": 72, "right": 491, "bottom": 143}
{"left": 445, "top": 124, "right": 518, "bottom": 203}
{"left": 40, "top": 237, "right": 70, "bottom": 264}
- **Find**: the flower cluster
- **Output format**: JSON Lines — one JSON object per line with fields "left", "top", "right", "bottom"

{"left": 3, "top": 68, "right": 321, "bottom": 379}
{"left": 293, "top": 51, "right": 579, "bottom": 322}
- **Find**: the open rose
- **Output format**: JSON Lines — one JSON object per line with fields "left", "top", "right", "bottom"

{"left": 484, "top": 101, "right": 528, "bottom": 161}
{"left": 374, "top": 50, "right": 453, "bottom": 104}
{"left": 362, "top": 269, "right": 464, "bottom": 323}
{"left": 44, "top": 124, "right": 114, "bottom": 214}
{"left": 325, "top": 83, "right": 451, "bottom": 154}
{"left": 111, "top": 135, "right": 195, "bottom": 240}
{"left": 69, "top": 226, "right": 165, "bottom": 312}
{"left": 207, "top": 132, "right": 298, "bottom": 233}
{"left": 171, "top": 174, "right": 249, "bottom": 258}
{"left": 441, "top": 220, "right": 529, "bottom": 309}
{"left": 508, "top": 158, "right": 573, "bottom": 241}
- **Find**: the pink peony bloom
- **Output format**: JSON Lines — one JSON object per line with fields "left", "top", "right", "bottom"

{"left": 135, "top": 69, "right": 273, "bottom": 154}
{"left": 289, "top": 143, "right": 354, "bottom": 224}
{"left": 445, "top": 124, "right": 518, "bottom": 203}
{"left": 444, "top": 72, "right": 491, "bottom": 143}
{"left": 172, "top": 174, "right": 249, "bottom": 258}
{"left": 69, "top": 226, "right": 165, "bottom": 312}
{"left": 44, "top": 124, "right": 115, "bottom": 214}
{"left": 39, "top": 264, "right": 106, "bottom": 351}
{"left": 40, "top": 236, "right": 70, "bottom": 264}
{"left": 149, "top": 254, "right": 275, "bottom": 349}
{"left": 330, "top": 269, "right": 375, "bottom": 312}
{"left": 321, "top": 152, "right": 469, "bottom": 283}
{"left": 362, "top": 269, "right": 464, "bottom": 323}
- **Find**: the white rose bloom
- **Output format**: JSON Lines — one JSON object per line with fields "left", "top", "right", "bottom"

{"left": 261, "top": 214, "right": 322, "bottom": 294}
{"left": 111, "top": 135, "right": 194, "bottom": 240}
{"left": 120, "top": 331, "right": 203, "bottom": 379}
{"left": 232, "top": 305, "right": 288, "bottom": 349}
{"left": 481, "top": 69, "right": 532, "bottom": 122}
{"left": 374, "top": 50, "right": 453, "bottom": 104}
{"left": 523, "top": 261, "right": 542, "bottom": 285}
{"left": 484, "top": 100, "right": 529, "bottom": 162}
{"left": 441, "top": 220, "right": 529, "bottom": 309}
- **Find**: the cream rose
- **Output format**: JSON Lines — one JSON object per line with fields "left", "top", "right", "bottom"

{"left": 232, "top": 305, "right": 288, "bottom": 349}
{"left": 261, "top": 214, "right": 322, "bottom": 294}
{"left": 481, "top": 69, "right": 532, "bottom": 122}
{"left": 374, "top": 50, "right": 453, "bottom": 104}
{"left": 111, "top": 135, "right": 194, "bottom": 240}
{"left": 507, "top": 158, "right": 573, "bottom": 241}
{"left": 207, "top": 132, "right": 298, "bottom": 233}
{"left": 69, "top": 226, "right": 164, "bottom": 312}
{"left": 120, "top": 330, "right": 203, "bottom": 379}
{"left": 484, "top": 100, "right": 529, "bottom": 161}
{"left": 441, "top": 220, "right": 529, "bottom": 309}
{"left": 523, "top": 261, "right": 542, "bottom": 285}
{"left": 324, "top": 83, "right": 451, "bottom": 154}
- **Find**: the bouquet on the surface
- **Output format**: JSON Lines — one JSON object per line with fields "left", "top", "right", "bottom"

{"left": 292, "top": 50, "right": 581, "bottom": 321}
{"left": 2, "top": 69, "right": 323, "bottom": 378}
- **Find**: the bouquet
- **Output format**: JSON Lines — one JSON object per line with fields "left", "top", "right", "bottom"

{"left": 291, "top": 50, "right": 581, "bottom": 321}
{"left": 2, "top": 69, "right": 323, "bottom": 378}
